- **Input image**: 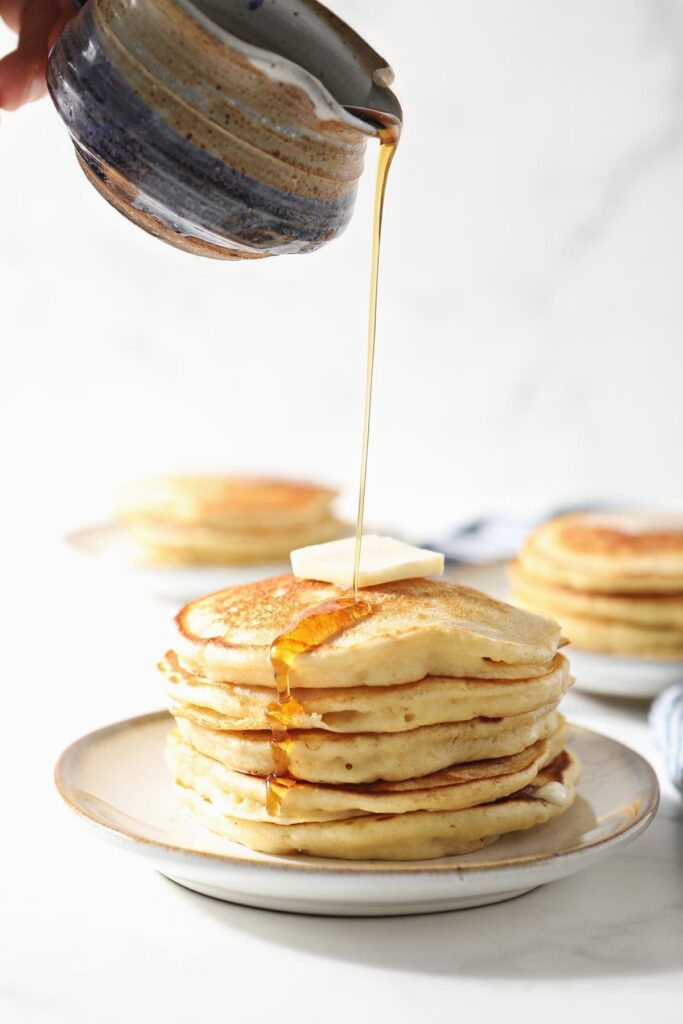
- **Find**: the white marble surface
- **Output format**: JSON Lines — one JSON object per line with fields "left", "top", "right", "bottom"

{"left": 1, "top": 1, "right": 683, "bottom": 1020}
{"left": 2, "top": 1, "right": 683, "bottom": 538}
{"left": 1, "top": 551, "right": 682, "bottom": 1024}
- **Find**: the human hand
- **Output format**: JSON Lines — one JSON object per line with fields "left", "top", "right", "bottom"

{"left": 0, "top": 1, "right": 75, "bottom": 110}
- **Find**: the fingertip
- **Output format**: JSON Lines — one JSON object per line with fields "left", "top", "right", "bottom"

{"left": 0, "top": 53, "right": 45, "bottom": 111}
{"left": 0, "top": 56, "right": 22, "bottom": 111}
{"left": 25, "top": 74, "right": 47, "bottom": 104}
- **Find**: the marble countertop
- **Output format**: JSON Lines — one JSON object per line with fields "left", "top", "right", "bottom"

{"left": 4, "top": 1, "right": 683, "bottom": 537}
{"left": 2, "top": 550, "right": 682, "bottom": 1024}
{"left": 2, "top": 1, "right": 682, "bottom": 1017}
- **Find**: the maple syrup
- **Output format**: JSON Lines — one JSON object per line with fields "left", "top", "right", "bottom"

{"left": 352, "top": 113, "right": 401, "bottom": 595}
{"left": 265, "top": 596, "right": 372, "bottom": 814}
{"left": 265, "top": 115, "right": 400, "bottom": 817}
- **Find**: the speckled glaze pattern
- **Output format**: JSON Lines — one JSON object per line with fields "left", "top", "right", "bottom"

{"left": 47, "top": 0, "right": 401, "bottom": 259}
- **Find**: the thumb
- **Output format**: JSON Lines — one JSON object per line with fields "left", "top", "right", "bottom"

{"left": 0, "top": 0, "right": 62, "bottom": 110}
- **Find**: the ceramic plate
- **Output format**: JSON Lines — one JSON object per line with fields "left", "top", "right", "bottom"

{"left": 567, "top": 648, "right": 683, "bottom": 700}
{"left": 55, "top": 714, "right": 658, "bottom": 917}
{"left": 65, "top": 523, "right": 287, "bottom": 604}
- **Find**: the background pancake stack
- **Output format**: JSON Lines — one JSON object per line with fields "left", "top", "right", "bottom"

{"left": 116, "top": 475, "right": 343, "bottom": 566}
{"left": 511, "top": 512, "right": 683, "bottom": 660}
{"left": 160, "top": 576, "right": 580, "bottom": 860}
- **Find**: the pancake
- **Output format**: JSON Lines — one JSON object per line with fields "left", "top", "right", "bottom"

{"left": 519, "top": 512, "right": 683, "bottom": 593}
{"left": 171, "top": 747, "right": 580, "bottom": 860}
{"left": 126, "top": 515, "right": 343, "bottom": 566}
{"left": 173, "top": 575, "right": 563, "bottom": 688}
{"left": 162, "top": 573, "right": 577, "bottom": 859}
{"left": 161, "top": 650, "right": 572, "bottom": 733}
{"left": 116, "top": 475, "right": 343, "bottom": 566}
{"left": 510, "top": 563, "right": 683, "bottom": 628}
{"left": 117, "top": 475, "right": 337, "bottom": 529}
{"left": 174, "top": 704, "right": 561, "bottom": 784}
{"left": 511, "top": 512, "right": 683, "bottom": 659}
{"left": 517, "top": 606, "right": 683, "bottom": 660}
{"left": 165, "top": 722, "right": 567, "bottom": 823}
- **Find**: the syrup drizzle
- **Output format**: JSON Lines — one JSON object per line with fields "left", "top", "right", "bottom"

{"left": 265, "top": 117, "right": 400, "bottom": 817}
{"left": 265, "top": 597, "right": 372, "bottom": 815}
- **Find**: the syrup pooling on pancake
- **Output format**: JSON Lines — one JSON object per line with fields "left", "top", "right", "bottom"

{"left": 266, "top": 597, "right": 373, "bottom": 815}
{"left": 173, "top": 575, "right": 563, "bottom": 687}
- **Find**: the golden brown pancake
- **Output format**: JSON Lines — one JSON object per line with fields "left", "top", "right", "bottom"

{"left": 518, "top": 512, "right": 683, "bottom": 593}
{"left": 516, "top": 605, "right": 683, "bottom": 659}
{"left": 115, "top": 475, "right": 343, "bottom": 566}
{"left": 174, "top": 705, "right": 562, "bottom": 784}
{"left": 162, "top": 573, "right": 577, "bottom": 859}
{"left": 161, "top": 650, "right": 572, "bottom": 733}
{"left": 171, "top": 746, "right": 580, "bottom": 860}
{"left": 117, "top": 475, "right": 337, "bottom": 528}
{"left": 511, "top": 512, "right": 683, "bottom": 659}
{"left": 165, "top": 724, "right": 567, "bottom": 823}
{"left": 173, "top": 575, "right": 563, "bottom": 687}
{"left": 510, "top": 562, "right": 683, "bottom": 627}
{"left": 124, "top": 516, "right": 343, "bottom": 566}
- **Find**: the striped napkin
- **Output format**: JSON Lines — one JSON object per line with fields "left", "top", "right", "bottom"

{"left": 650, "top": 686, "right": 683, "bottom": 793}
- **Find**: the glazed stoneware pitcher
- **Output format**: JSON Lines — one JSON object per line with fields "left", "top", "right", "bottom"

{"left": 47, "top": 0, "right": 401, "bottom": 259}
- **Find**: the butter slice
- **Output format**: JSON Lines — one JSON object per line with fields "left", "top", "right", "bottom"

{"left": 532, "top": 782, "right": 568, "bottom": 806}
{"left": 290, "top": 535, "right": 445, "bottom": 588}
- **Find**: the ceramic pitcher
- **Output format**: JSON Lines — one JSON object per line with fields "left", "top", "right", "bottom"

{"left": 47, "top": 0, "right": 401, "bottom": 260}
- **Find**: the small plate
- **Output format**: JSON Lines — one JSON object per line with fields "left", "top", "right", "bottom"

{"left": 65, "top": 523, "right": 288, "bottom": 603}
{"left": 567, "top": 648, "right": 683, "bottom": 700}
{"left": 55, "top": 713, "right": 658, "bottom": 917}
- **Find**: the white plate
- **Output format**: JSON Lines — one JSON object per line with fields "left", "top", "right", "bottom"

{"left": 567, "top": 648, "right": 683, "bottom": 700}
{"left": 55, "top": 713, "right": 658, "bottom": 917}
{"left": 64, "top": 523, "right": 288, "bottom": 604}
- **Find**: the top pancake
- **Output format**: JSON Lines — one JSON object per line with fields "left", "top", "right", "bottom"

{"left": 116, "top": 475, "right": 336, "bottom": 529}
{"left": 173, "top": 575, "right": 563, "bottom": 688}
{"left": 519, "top": 512, "right": 683, "bottom": 593}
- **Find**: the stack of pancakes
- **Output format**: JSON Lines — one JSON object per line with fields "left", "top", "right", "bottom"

{"left": 116, "top": 475, "right": 343, "bottom": 566}
{"left": 511, "top": 512, "right": 683, "bottom": 660}
{"left": 160, "top": 576, "right": 580, "bottom": 860}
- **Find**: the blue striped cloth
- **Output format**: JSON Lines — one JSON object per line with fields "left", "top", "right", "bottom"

{"left": 650, "top": 686, "right": 683, "bottom": 793}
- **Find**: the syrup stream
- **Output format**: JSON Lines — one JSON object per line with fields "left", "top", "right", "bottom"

{"left": 265, "top": 118, "right": 400, "bottom": 816}
{"left": 352, "top": 120, "right": 400, "bottom": 595}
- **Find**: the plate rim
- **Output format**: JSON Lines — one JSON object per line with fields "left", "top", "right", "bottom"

{"left": 54, "top": 711, "right": 660, "bottom": 878}
{"left": 63, "top": 522, "right": 291, "bottom": 574}
{"left": 567, "top": 647, "right": 683, "bottom": 670}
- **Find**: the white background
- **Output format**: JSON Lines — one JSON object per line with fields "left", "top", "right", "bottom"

{"left": 3, "top": 0, "right": 682, "bottom": 540}
{"left": 1, "top": 3, "right": 682, "bottom": 1023}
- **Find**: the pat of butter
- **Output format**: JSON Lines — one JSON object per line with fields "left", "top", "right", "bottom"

{"left": 532, "top": 782, "right": 567, "bottom": 806}
{"left": 290, "top": 535, "right": 445, "bottom": 588}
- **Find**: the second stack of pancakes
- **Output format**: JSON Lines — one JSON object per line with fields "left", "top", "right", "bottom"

{"left": 161, "top": 576, "right": 579, "bottom": 859}
{"left": 511, "top": 512, "right": 683, "bottom": 660}
{"left": 116, "top": 475, "right": 343, "bottom": 565}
